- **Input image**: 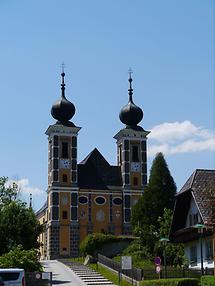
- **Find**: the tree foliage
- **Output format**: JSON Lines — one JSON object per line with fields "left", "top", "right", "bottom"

{"left": 156, "top": 209, "right": 186, "bottom": 267}
{"left": 0, "top": 176, "right": 43, "bottom": 255}
{"left": 0, "top": 201, "right": 43, "bottom": 255}
{"left": 131, "top": 153, "right": 185, "bottom": 267}
{"left": 0, "top": 246, "right": 42, "bottom": 272}
{"left": 0, "top": 177, "right": 18, "bottom": 206}
{"left": 132, "top": 152, "right": 176, "bottom": 229}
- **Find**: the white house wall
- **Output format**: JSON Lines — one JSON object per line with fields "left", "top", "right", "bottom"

{"left": 185, "top": 237, "right": 214, "bottom": 269}
{"left": 185, "top": 197, "right": 200, "bottom": 227}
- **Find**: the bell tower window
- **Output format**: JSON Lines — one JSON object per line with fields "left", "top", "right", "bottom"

{"left": 62, "top": 174, "right": 68, "bottom": 183}
{"left": 133, "top": 177, "right": 138, "bottom": 186}
{"left": 132, "top": 145, "right": 139, "bottom": 162}
{"left": 118, "top": 144, "right": 122, "bottom": 165}
{"left": 62, "top": 142, "right": 69, "bottom": 158}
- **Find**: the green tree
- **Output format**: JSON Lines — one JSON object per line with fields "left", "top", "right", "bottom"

{"left": 0, "top": 201, "right": 43, "bottom": 255}
{"left": 0, "top": 177, "right": 18, "bottom": 206}
{"left": 132, "top": 152, "right": 177, "bottom": 229}
{"left": 131, "top": 153, "right": 178, "bottom": 264}
{"left": 0, "top": 246, "right": 42, "bottom": 272}
{"left": 156, "top": 208, "right": 186, "bottom": 267}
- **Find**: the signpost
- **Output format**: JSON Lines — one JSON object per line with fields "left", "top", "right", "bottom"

{"left": 120, "top": 256, "right": 132, "bottom": 286}
{"left": 155, "top": 257, "right": 161, "bottom": 279}
{"left": 121, "top": 256, "right": 132, "bottom": 270}
{"left": 155, "top": 256, "right": 161, "bottom": 266}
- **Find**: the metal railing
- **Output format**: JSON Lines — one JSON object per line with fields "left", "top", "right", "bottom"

{"left": 98, "top": 254, "right": 143, "bottom": 281}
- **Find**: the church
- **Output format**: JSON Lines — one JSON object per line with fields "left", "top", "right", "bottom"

{"left": 37, "top": 71, "right": 150, "bottom": 259}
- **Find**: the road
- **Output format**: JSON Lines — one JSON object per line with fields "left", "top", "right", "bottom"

{"left": 42, "top": 260, "right": 86, "bottom": 286}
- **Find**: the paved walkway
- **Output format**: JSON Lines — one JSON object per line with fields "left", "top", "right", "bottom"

{"left": 42, "top": 260, "right": 86, "bottom": 286}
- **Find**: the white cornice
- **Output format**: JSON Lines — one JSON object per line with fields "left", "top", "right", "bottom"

{"left": 113, "top": 128, "right": 150, "bottom": 141}
{"left": 45, "top": 124, "right": 81, "bottom": 136}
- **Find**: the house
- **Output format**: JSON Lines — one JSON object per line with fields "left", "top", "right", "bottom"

{"left": 170, "top": 169, "right": 215, "bottom": 269}
{"left": 36, "top": 71, "right": 150, "bottom": 259}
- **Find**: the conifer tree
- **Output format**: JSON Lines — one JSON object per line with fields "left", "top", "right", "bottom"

{"left": 132, "top": 152, "right": 177, "bottom": 229}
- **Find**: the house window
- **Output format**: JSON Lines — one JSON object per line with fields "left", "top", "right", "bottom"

{"left": 193, "top": 213, "right": 198, "bottom": 225}
{"left": 189, "top": 214, "right": 193, "bottom": 226}
{"left": 189, "top": 213, "right": 199, "bottom": 226}
{"left": 132, "top": 145, "right": 139, "bottom": 162}
{"left": 205, "top": 240, "right": 213, "bottom": 260}
{"left": 190, "top": 245, "right": 197, "bottom": 264}
{"left": 62, "top": 142, "right": 68, "bottom": 158}
{"left": 62, "top": 211, "right": 68, "bottom": 219}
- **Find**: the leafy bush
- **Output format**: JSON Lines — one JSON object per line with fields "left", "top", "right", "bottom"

{"left": 121, "top": 241, "right": 154, "bottom": 267}
{"left": 79, "top": 233, "right": 133, "bottom": 257}
{"left": 201, "top": 275, "right": 215, "bottom": 286}
{"left": 140, "top": 278, "right": 199, "bottom": 286}
{"left": 0, "top": 246, "right": 42, "bottom": 272}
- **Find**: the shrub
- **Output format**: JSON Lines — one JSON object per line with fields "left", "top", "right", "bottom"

{"left": 201, "top": 275, "right": 215, "bottom": 286}
{"left": 0, "top": 246, "right": 42, "bottom": 272}
{"left": 140, "top": 278, "right": 199, "bottom": 286}
{"left": 79, "top": 233, "right": 133, "bottom": 257}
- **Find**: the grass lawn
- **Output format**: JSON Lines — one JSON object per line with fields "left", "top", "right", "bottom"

{"left": 90, "top": 263, "right": 134, "bottom": 286}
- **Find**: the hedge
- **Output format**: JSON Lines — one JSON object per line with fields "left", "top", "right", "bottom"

{"left": 139, "top": 278, "right": 199, "bottom": 286}
{"left": 201, "top": 275, "right": 215, "bottom": 286}
{"left": 79, "top": 233, "right": 134, "bottom": 256}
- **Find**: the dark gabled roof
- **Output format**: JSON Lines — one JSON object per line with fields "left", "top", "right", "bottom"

{"left": 170, "top": 169, "right": 215, "bottom": 241}
{"left": 78, "top": 148, "right": 122, "bottom": 190}
{"left": 178, "top": 169, "right": 215, "bottom": 225}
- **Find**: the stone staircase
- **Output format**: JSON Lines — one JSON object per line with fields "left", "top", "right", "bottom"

{"left": 60, "top": 260, "right": 116, "bottom": 286}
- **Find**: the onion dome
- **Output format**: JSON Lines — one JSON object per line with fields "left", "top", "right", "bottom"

{"left": 51, "top": 72, "right": 76, "bottom": 126}
{"left": 119, "top": 73, "right": 143, "bottom": 129}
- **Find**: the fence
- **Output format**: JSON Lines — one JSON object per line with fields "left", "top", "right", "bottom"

{"left": 98, "top": 254, "right": 143, "bottom": 281}
{"left": 98, "top": 254, "right": 214, "bottom": 281}
{"left": 25, "top": 272, "right": 52, "bottom": 286}
{"left": 143, "top": 267, "right": 214, "bottom": 280}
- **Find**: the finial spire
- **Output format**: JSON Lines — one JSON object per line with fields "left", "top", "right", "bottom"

{"left": 61, "top": 62, "right": 66, "bottom": 98}
{"left": 128, "top": 68, "right": 133, "bottom": 102}
{"left": 30, "top": 193, "right": 32, "bottom": 208}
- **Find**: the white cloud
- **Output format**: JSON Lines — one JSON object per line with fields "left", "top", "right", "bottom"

{"left": 148, "top": 121, "right": 215, "bottom": 157}
{"left": 8, "top": 178, "right": 45, "bottom": 196}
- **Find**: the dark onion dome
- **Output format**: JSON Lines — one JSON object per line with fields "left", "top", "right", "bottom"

{"left": 51, "top": 72, "right": 76, "bottom": 126}
{"left": 119, "top": 74, "right": 143, "bottom": 129}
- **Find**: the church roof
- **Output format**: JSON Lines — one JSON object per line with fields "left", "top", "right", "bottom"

{"left": 78, "top": 148, "right": 122, "bottom": 190}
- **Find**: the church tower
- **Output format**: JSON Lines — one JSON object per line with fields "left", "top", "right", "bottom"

{"left": 45, "top": 72, "right": 81, "bottom": 259}
{"left": 114, "top": 72, "right": 150, "bottom": 234}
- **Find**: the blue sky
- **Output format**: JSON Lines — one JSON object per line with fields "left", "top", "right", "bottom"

{"left": 0, "top": 0, "right": 214, "bottom": 211}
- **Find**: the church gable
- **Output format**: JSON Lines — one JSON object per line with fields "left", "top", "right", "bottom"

{"left": 78, "top": 148, "right": 122, "bottom": 190}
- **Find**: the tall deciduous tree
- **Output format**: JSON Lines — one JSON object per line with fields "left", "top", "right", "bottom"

{"left": 0, "top": 177, "right": 43, "bottom": 255}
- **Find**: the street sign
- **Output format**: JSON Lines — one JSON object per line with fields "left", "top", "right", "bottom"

{"left": 156, "top": 266, "right": 161, "bottom": 273}
{"left": 155, "top": 256, "right": 161, "bottom": 266}
{"left": 121, "top": 256, "right": 132, "bottom": 270}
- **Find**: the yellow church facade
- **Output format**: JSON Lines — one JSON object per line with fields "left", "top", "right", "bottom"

{"left": 36, "top": 72, "right": 150, "bottom": 259}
